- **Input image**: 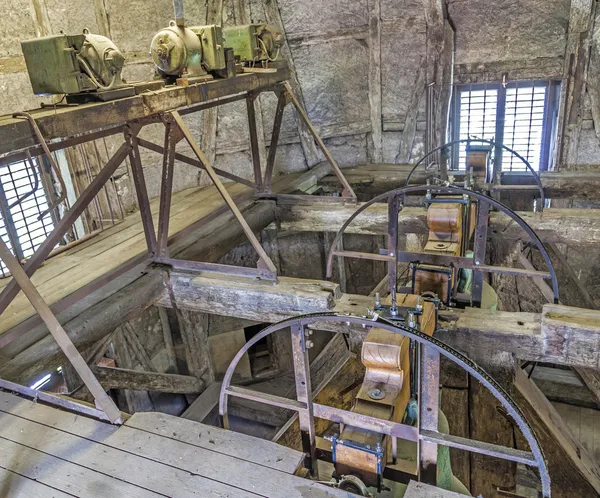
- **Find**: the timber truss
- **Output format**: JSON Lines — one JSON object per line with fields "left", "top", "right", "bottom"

{"left": 0, "top": 65, "right": 356, "bottom": 422}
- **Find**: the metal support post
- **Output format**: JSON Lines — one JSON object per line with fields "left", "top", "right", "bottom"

{"left": 0, "top": 237, "right": 122, "bottom": 424}
{"left": 418, "top": 345, "right": 440, "bottom": 485}
{"left": 264, "top": 90, "right": 288, "bottom": 192}
{"left": 388, "top": 194, "right": 400, "bottom": 313}
{"left": 472, "top": 200, "right": 490, "bottom": 307}
{"left": 126, "top": 128, "right": 157, "bottom": 256}
{"left": 291, "top": 322, "right": 317, "bottom": 476}
{"left": 246, "top": 93, "right": 264, "bottom": 191}
{"left": 156, "top": 119, "right": 182, "bottom": 258}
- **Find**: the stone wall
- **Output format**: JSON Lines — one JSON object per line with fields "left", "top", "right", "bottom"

{"left": 0, "top": 0, "right": 585, "bottom": 208}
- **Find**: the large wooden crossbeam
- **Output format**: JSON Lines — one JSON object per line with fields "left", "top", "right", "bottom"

{"left": 320, "top": 165, "right": 600, "bottom": 200}
{"left": 157, "top": 271, "right": 600, "bottom": 369}
{"left": 275, "top": 202, "right": 600, "bottom": 245}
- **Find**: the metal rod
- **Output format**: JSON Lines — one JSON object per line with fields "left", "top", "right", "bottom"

{"left": 12, "top": 112, "right": 68, "bottom": 220}
{"left": 127, "top": 132, "right": 158, "bottom": 256}
{"left": 0, "top": 236, "right": 122, "bottom": 424}
{"left": 170, "top": 110, "right": 277, "bottom": 273}
{"left": 156, "top": 121, "right": 179, "bottom": 258}
{"left": 282, "top": 82, "right": 357, "bottom": 200}
{"left": 264, "top": 90, "right": 287, "bottom": 192}
{"left": 246, "top": 93, "right": 264, "bottom": 191}
{"left": 7, "top": 150, "right": 40, "bottom": 209}
{"left": 0, "top": 142, "right": 131, "bottom": 318}
{"left": 136, "top": 137, "right": 256, "bottom": 188}
{"left": 291, "top": 323, "right": 317, "bottom": 475}
{"left": 388, "top": 194, "right": 399, "bottom": 313}
{"left": 418, "top": 346, "right": 440, "bottom": 485}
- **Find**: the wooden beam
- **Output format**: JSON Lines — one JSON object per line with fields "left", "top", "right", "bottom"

{"left": 514, "top": 367, "right": 600, "bottom": 497}
{"left": 366, "top": 0, "right": 383, "bottom": 163}
{"left": 263, "top": 0, "right": 320, "bottom": 166}
{"left": 182, "top": 381, "right": 222, "bottom": 423}
{"left": 91, "top": 365, "right": 204, "bottom": 394}
{"left": 276, "top": 202, "right": 600, "bottom": 245}
{"left": 0, "top": 272, "right": 163, "bottom": 385}
{"left": 530, "top": 365, "right": 599, "bottom": 409}
{"left": 320, "top": 166, "right": 600, "bottom": 199}
{"left": 158, "top": 270, "right": 600, "bottom": 368}
{"left": 175, "top": 310, "right": 212, "bottom": 381}
{"left": 158, "top": 272, "right": 339, "bottom": 323}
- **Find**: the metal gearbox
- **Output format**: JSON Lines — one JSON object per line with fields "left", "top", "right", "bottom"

{"left": 223, "top": 24, "right": 282, "bottom": 63}
{"left": 150, "top": 21, "right": 226, "bottom": 79}
{"left": 21, "top": 30, "right": 132, "bottom": 101}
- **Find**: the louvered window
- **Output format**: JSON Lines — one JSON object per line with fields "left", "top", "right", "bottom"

{"left": 453, "top": 81, "right": 559, "bottom": 172}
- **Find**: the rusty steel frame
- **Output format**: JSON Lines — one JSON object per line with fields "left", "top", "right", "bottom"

{"left": 326, "top": 186, "right": 560, "bottom": 309}
{"left": 0, "top": 237, "right": 122, "bottom": 423}
{"left": 0, "top": 71, "right": 357, "bottom": 424}
{"left": 218, "top": 313, "right": 551, "bottom": 496}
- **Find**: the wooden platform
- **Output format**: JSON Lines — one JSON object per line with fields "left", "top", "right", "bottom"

{"left": 0, "top": 390, "right": 358, "bottom": 497}
{"left": 0, "top": 166, "right": 326, "bottom": 341}
{"left": 0, "top": 181, "right": 253, "bottom": 337}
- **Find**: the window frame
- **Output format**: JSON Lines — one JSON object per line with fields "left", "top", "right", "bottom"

{"left": 451, "top": 80, "right": 560, "bottom": 174}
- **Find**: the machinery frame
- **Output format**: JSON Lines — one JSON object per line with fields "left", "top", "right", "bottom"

{"left": 218, "top": 312, "right": 551, "bottom": 497}
{"left": 0, "top": 66, "right": 355, "bottom": 423}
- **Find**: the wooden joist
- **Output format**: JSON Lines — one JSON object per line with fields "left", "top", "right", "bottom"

{"left": 276, "top": 202, "right": 600, "bottom": 245}
{"left": 514, "top": 368, "right": 600, "bottom": 497}
{"left": 320, "top": 164, "right": 600, "bottom": 199}
{"left": 91, "top": 365, "right": 205, "bottom": 394}
{"left": 160, "top": 271, "right": 600, "bottom": 369}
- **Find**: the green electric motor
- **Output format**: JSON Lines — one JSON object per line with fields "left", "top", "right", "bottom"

{"left": 150, "top": 21, "right": 226, "bottom": 79}
{"left": 223, "top": 24, "right": 282, "bottom": 63}
{"left": 21, "top": 29, "right": 134, "bottom": 101}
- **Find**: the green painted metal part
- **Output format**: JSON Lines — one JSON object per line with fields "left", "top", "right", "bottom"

{"left": 21, "top": 34, "right": 89, "bottom": 95}
{"left": 223, "top": 25, "right": 259, "bottom": 62}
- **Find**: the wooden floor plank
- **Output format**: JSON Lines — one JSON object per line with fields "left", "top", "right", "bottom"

{"left": 0, "top": 182, "right": 252, "bottom": 335}
{"left": 0, "top": 393, "right": 260, "bottom": 498}
{"left": 0, "top": 467, "right": 76, "bottom": 497}
{"left": 182, "top": 380, "right": 222, "bottom": 423}
{"left": 0, "top": 436, "right": 161, "bottom": 498}
{"left": 0, "top": 392, "right": 350, "bottom": 498}
{"left": 126, "top": 411, "right": 303, "bottom": 474}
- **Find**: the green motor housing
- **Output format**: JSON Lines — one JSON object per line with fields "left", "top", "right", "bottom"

{"left": 150, "top": 21, "right": 226, "bottom": 78}
{"left": 223, "top": 24, "right": 282, "bottom": 63}
{"left": 21, "top": 31, "right": 128, "bottom": 96}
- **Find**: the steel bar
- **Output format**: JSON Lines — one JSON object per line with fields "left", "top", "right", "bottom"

{"left": 0, "top": 142, "right": 132, "bottom": 317}
{"left": 264, "top": 90, "right": 287, "bottom": 192}
{"left": 0, "top": 126, "right": 127, "bottom": 168}
{"left": 0, "top": 178, "right": 25, "bottom": 262}
{"left": 472, "top": 200, "right": 489, "bottom": 306}
{"left": 170, "top": 110, "right": 277, "bottom": 273}
{"left": 217, "top": 313, "right": 551, "bottom": 497}
{"left": 291, "top": 323, "right": 317, "bottom": 475}
{"left": 152, "top": 257, "right": 277, "bottom": 281}
{"left": 246, "top": 94, "right": 264, "bottom": 190}
{"left": 332, "top": 250, "right": 394, "bottom": 262}
{"left": 420, "top": 430, "right": 537, "bottom": 466}
{"left": 313, "top": 403, "right": 419, "bottom": 441}
{"left": 0, "top": 378, "right": 115, "bottom": 422}
{"left": 282, "top": 82, "right": 357, "bottom": 200}
{"left": 418, "top": 346, "right": 440, "bottom": 485}
{"left": 325, "top": 185, "right": 559, "bottom": 303}
{"left": 13, "top": 112, "right": 67, "bottom": 220}
{"left": 225, "top": 385, "right": 306, "bottom": 411}
{"left": 156, "top": 121, "right": 180, "bottom": 258}
{"left": 127, "top": 133, "right": 157, "bottom": 256}
{"left": 0, "top": 237, "right": 122, "bottom": 423}
{"left": 388, "top": 194, "right": 400, "bottom": 311}
{"left": 137, "top": 138, "right": 256, "bottom": 188}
